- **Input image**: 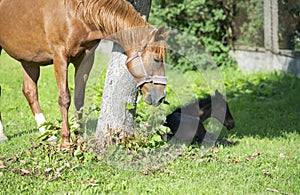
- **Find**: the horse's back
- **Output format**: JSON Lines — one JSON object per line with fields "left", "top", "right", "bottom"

{"left": 0, "top": 0, "right": 72, "bottom": 63}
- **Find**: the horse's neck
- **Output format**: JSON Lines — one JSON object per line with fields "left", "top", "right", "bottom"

{"left": 79, "top": 0, "right": 151, "bottom": 50}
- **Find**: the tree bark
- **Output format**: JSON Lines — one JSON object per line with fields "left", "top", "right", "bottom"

{"left": 96, "top": 0, "right": 152, "bottom": 142}
{"left": 264, "top": 0, "right": 279, "bottom": 53}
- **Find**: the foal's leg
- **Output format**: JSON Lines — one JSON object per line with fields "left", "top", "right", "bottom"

{"left": 73, "top": 44, "right": 98, "bottom": 121}
{"left": 21, "top": 64, "right": 47, "bottom": 133}
{"left": 195, "top": 122, "right": 217, "bottom": 144}
{"left": 53, "top": 50, "right": 71, "bottom": 149}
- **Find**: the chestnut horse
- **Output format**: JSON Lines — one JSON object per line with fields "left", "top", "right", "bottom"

{"left": 0, "top": 0, "right": 168, "bottom": 149}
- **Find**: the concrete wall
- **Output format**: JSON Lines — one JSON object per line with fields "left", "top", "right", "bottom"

{"left": 230, "top": 49, "right": 300, "bottom": 78}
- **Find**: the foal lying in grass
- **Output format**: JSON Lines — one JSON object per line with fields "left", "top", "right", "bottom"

{"left": 164, "top": 90, "right": 235, "bottom": 144}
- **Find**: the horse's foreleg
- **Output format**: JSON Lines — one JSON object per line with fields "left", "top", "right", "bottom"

{"left": 54, "top": 51, "right": 71, "bottom": 150}
{"left": 21, "top": 64, "right": 46, "bottom": 133}
{"left": 74, "top": 45, "right": 97, "bottom": 121}
{"left": 0, "top": 113, "right": 8, "bottom": 142}
{"left": 0, "top": 85, "right": 8, "bottom": 142}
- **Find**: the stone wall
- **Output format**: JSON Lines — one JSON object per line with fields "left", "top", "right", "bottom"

{"left": 230, "top": 49, "right": 300, "bottom": 78}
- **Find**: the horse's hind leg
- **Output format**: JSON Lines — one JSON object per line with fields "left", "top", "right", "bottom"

{"left": 21, "top": 63, "right": 47, "bottom": 133}
{"left": 74, "top": 44, "right": 98, "bottom": 119}
{"left": 73, "top": 44, "right": 97, "bottom": 121}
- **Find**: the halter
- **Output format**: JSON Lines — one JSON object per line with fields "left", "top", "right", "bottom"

{"left": 125, "top": 49, "right": 167, "bottom": 89}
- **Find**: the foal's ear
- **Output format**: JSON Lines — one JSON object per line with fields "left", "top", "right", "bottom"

{"left": 215, "top": 90, "right": 222, "bottom": 96}
{"left": 155, "top": 26, "right": 169, "bottom": 41}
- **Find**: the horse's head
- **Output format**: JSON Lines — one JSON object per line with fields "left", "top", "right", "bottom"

{"left": 212, "top": 90, "right": 235, "bottom": 130}
{"left": 126, "top": 27, "right": 168, "bottom": 106}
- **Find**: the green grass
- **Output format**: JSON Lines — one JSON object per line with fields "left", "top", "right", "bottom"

{"left": 0, "top": 51, "right": 300, "bottom": 194}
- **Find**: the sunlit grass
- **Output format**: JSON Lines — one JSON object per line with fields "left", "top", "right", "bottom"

{"left": 0, "top": 50, "right": 300, "bottom": 194}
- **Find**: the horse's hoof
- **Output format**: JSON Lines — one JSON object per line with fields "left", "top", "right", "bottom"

{"left": 216, "top": 138, "right": 234, "bottom": 145}
{"left": 47, "top": 135, "right": 58, "bottom": 142}
{"left": 0, "top": 135, "right": 8, "bottom": 143}
{"left": 39, "top": 126, "right": 46, "bottom": 134}
{"left": 61, "top": 142, "right": 71, "bottom": 152}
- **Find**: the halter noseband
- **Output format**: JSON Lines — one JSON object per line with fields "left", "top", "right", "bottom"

{"left": 126, "top": 49, "right": 167, "bottom": 89}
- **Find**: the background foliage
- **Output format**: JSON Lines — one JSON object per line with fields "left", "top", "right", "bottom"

{"left": 150, "top": 0, "right": 235, "bottom": 70}
{"left": 150, "top": 0, "right": 300, "bottom": 72}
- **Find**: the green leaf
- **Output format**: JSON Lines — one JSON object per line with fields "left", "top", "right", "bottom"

{"left": 125, "top": 103, "right": 135, "bottom": 110}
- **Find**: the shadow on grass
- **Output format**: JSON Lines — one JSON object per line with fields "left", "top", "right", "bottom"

{"left": 75, "top": 71, "right": 300, "bottom": 145}
{"left": 225, "top": 72, "right": 300, "bottom": 139}
{"left": 7, "top": 128, "right": 37, "bottom": 139}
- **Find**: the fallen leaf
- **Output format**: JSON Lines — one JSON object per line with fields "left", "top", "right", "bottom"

{"left": 262, "top": 170, "right": 270, "bottom": 175}
{"left": 245, "top": 150, "right": 260, "bottom": 161}
{"left": 26, "top": 148, "right": 32, "bottom": 155}
{"left": 6, "top": 157, "right": 15, "bottom": 164}
{"left": 142, "top": 168, "right": 152, "bottom": 175}
{"left": 45, "top": 168, "right": 52, "bottom": 173}
{"left": 279, "top": 153, "right": 285, "bottom": 158}
{"left": 36, "top": 165, "right": 42, "bottom": 169}
{"left": 0, "top": 165, "right": 6, "bottom": 169}
{"left": 266, "top": 187, "right": 279, "bottom": 193}
{"left": 0, "top": 160, "right": 6, "bottom": 169}
{"left": 87, "top": 178, "right": 98, "bottom": 186}
{"left": 20, "top": 168, "right": 32, "bottom": 175}
{"left": 251, "top": 150, "right": 259, "bottom": 157}
{"left": 48, "top": 141, "right": 57, "bottom": 147}
{"left": 64, "top": 162, "right": 70, "bottom": 168}
{"left": 211, "top": 147, "right": 219, "bottom": 154}
{"left": 231, "top": 157, "right": 241, "bottom": 163}
{"left": 164, "top": 168, "right": 176, "bottom": 174}
{"left": 20, "top": 160, "right": 26, "bottom": 164}
{"left": 200, "top": 151, "right": 206, "bottom": 158}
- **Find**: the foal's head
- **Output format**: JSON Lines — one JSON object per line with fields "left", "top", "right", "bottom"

{"left": 211, "top": 90, "right": 235, "bottom": 130}
{"left": 126, "top": 27, "right": 168, "bottom": 106}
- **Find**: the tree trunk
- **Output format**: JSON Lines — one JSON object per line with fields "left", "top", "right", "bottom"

{"left": 96, "top": 0, "right": 152, "bottom": 143}
{"left": 264, "top": 0, "right": 279, "bottom": 53}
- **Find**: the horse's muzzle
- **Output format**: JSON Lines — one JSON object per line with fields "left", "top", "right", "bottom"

{"left": 225, "top": 120, "right": 235, "bottom": 130}
{"left": 144, "top": 90, "right": 166, "bottom": 107}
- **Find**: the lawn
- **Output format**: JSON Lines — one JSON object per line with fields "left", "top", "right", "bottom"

{"left": 0, "top": 49, "right": 299, "bottom": 194}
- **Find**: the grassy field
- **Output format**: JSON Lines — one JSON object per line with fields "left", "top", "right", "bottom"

{"left": 0, "top": 50, "right": 300, "bottom": 194}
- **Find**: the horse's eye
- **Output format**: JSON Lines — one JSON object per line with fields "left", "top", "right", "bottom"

{"left": 154, "top": 58, "right": 163, "bottom": 63}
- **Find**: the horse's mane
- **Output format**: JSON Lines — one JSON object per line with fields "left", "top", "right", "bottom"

{"left": 65, "top": 0, "right": 167, "bottom": 58}
{"left": 174, "top": 94, "right": 212, "bottom": 113}
{"left": 82, "top": 0, "right": 148, "bottom": 33}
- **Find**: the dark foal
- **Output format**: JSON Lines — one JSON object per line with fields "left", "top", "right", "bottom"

{"left": 164, "top": 90, "right": 235, "bottom": 144}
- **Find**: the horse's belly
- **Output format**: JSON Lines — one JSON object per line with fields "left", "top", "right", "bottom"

{"left": 0, "top": 43, "right": 53, "bottom": 65}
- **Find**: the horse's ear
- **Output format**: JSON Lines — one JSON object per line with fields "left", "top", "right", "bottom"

{"left": 215, "top": 90, "right": 221, "bottom": 96}
{"left": 155, "top": 26, "right": 169, "bottom": 41}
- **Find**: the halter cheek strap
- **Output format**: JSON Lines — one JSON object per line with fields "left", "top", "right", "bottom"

{"left": 126, "top": 50, "right": 167, "bottom": 89}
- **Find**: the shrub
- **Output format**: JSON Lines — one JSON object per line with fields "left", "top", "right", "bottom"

{"left": 150, "top": 0, "right": 236, "bottom": 70}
